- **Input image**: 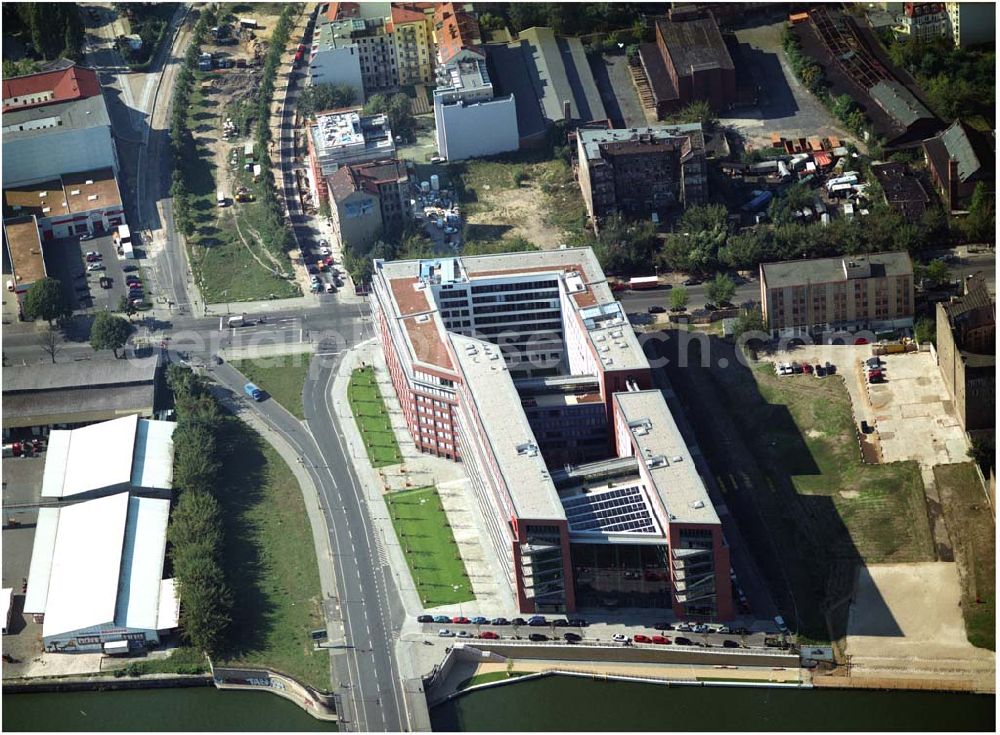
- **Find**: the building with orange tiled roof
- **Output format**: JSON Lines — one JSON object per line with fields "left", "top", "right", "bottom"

{"left": 315, "top": 2, "right": 398, "bottom": 96}
{"left": 433, "top": 2, "right": 482, "bottom": 65}
{"left": 391, "top": 3, "right": 436, "bottom": 85}
{"left": 371, "top": 249, "right": 733, "bottom": 620}
{"left": 326, "top": 159, "right": 408, "bottom": 250}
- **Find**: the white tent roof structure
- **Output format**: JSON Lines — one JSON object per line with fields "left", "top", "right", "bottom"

{"left": 24, "top": 493, "right": 172, "bottom": 641}
{"left": 41, "top": 415, "right": 176, "bottom": 499}
{"left": 156, "top": 578, "right": 180, "bottom": 631}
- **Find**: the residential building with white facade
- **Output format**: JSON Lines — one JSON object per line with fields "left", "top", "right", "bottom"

{"left": 432, "top": 52, "right": 518, "bottom": 161}
{"left": 306, "top": 108, "right": 396, "bottom": 201}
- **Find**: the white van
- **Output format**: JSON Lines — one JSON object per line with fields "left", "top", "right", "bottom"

{"left": 217, "top": 190, "right": 227, "bottom": 207}
{"left": 227, "top": 315, "right": 246, "bottom": 328}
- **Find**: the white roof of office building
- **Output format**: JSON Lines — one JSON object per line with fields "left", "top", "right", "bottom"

{"left": 41, "top": 415, "right": 176, "bottom": 498}
{"left": 25, "top": 493, "right": 171, "bottom": 638}
{"left": 578, "top": 123, "right": 704, "bottom": 161}
{"left": 614, "top": 390, "right": 720, "bottom": 526}
{"left": 375, "top": 248, "right": 648, "bottom": 373}
{"left": 450, "top": 333, "right": 565, "bottom": 520}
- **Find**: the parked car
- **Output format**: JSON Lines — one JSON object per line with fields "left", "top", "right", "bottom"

{"left": 433, "top": 615, "right": 451, "bottom": 624}
{"left": 438, "top": 629, "right": 455, "bottom": 637}
{"left": 675, "top": 623, "right": 693, "bottom": 632}
{"left": 648, "top": 305, "right": 666, "bottom": 314}
{"left": 528, "top": 618, "right": 548, "bottom": 627}
{"left": 567, "top": 618, "right": 588, "bottom": 627}
{"left": 682, "top": 277, "right": 701, "bottom": 286}
{"left": 651, "top": 635, "right": 671, "bottom": 645}
{"left": 790, "top": 362, "right": 803, "bottom": 374}
{"left": 774, "top": 615, "right": 789, "bottom": 633}
{"left": 528, "top": 633, "right": 548, "bottom": 642}
{"left": 723, "top": 639, "right": 741, "bottom": 648}
{"left": 99, "top": 277, "right": 112, "bottom": 289}
{"left": 860, "top": 420, "right": 872, "bottom": 434}
{"left": 802, "top": 363, "right": 813, "bottom": 374}
{"left": 417, "top": 615, "right": 433, "bottom": 623}
{"left": 122, "top": 264, "right": 138, "bottom": 272}
{"left": 511, "top": 618, "right": 526, "bottom": 627}
{"left": 452, "top": 616, "right": 470, "bottom": 625}
{"left": 675, "top": 637, "right": 693, "bottom": 646}
{"left": 470, "top": 616, "right": 488, "bottom": 625}
{"left": 244, "top": 383, "right": 265, "bottom": 401}
{"left": 491, "top": 617, "right": 510, "bottom": 626}
{"left": 528, "top": 615, "right": 546, "bottom": 624}
{"left": 692, "top": 624, "right": 710, "bottom": 634}
{"left": 457, "top": 630, "right": 473, "bottom": 638}
{"left": 825, "top": 361, "right": 836, "bottom": 374}
{"left": 552, "top": 619, "right": 569, "bottom": 627}
{"left": 652, "top": 622, "right": 673, "bottom": 631}
{"left": 563, "top": 632, "right": 582, "bottom": 643}
{"left": 479, "top": 631, "right": 499, "bottom": 640}
{"left": 866, "top": 357, "right": 882, "bottom": 369}
{"left": 87, "top": 262, "right": 105, "bottom": 271}
{"left": 612, "top": 633, "right": 630, "bottom": 643}
{"left": 85, "top": 251, "right": 101, "bottom": 260}
{"left": 815, "top": 365, "right": 826, "bottom": 377}
{"left": 633, "top": 634, "right": 652, "bottom": 644}
{"left": 79, "top": 232, "right": 95, "bottom": 241}
{"left": 319, "top": 246, "right": 331, "bottom": 255}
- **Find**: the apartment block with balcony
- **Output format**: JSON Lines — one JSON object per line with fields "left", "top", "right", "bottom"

{"left": 575, "top": 124, "right": 707, "bottom": 226}
{"left": 317, "top": 3, "right": 398, "bottom": 97}
{"left": 371, "top": 249, "right": 733, "bottom": 619}
{"left": 326, "top": 159, "right": 409, "bottom": 250}
{"left": 894, "top": 3, "right": 950, "bottom": 41}
{"left": 760, "top": 252, "right": 914, "bottom": 337}
{"left": 392, "top": 4, "right": 436, "bottom": 85}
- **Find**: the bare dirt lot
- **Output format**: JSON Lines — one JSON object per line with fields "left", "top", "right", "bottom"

{"left": 464, "top": 185, "right": 564, "bottom": 249}
{"left": 845, "top": 562, "right": 994, "bottom": 690}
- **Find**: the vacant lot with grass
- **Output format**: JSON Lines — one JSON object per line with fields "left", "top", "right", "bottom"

{"left": 348, "top": 367, "right": 402, "bottom": 467}
{"left": 230, "top": 353, "right": 312, "bottom": 420}
{"left": 183, "top": 74, "right": 299, "bottom": 303}
{"left": 935, "top": 462, "right": 995, "bottom": 650}
{"left": 213, "top": 417, "right": 329, "bottom": 690}
{"left": 668, "top": 334, "right": 934, "bottom": 643}
{"left": 386, "top": 486, "right": 474, "bottom": 607}
{"left": 450, "top": 153, "right": 589, "bottom": 249}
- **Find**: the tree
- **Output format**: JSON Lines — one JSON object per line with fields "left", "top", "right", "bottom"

{"left": 118, "top": 294, "right": 138, "bottom": 320}
{"left": 706, "top": 273, "right": 736, "bottom": 306}
{"left": 669, "top": 99, "right": 717, "bottom": 130}
{"left": 731, "top": 307, "right": 767, "bottom": 345}
{"left": 914, "top": 317, "right": 936, "bottom": 345}
{"left": 39, "top": 324, "right": 63, "bottom": 364}
{"left": 670, "top": 286, "right": 689, "bottom": 311}
{"left": 298, "top": 82, "right": 357, "bottom": 117}
{"left": 22, "top": 277, "right": 70, "bottom": 325}
{"left": 90, "top": 311, "right": 132, "bottom": 358}
{"left": 962, "top": 182, "right": 995, "bottom": 244}
{"left": 968, "top": 434, "right": 995, "bottom": 472}
{"left": 363, "top": 92, "right": 415, "bottom": 139}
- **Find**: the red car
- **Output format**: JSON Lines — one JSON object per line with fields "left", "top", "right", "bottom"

{"left": 802, "top": 362, "right": 813, "bottom": 374}
{"left": 651, "top": 635, "right": 671, "bottom": 645}
{"left": 479, "top": 631, "right": 499, "bottom": 640}
{"left": 452, "top": 616, "right": 470, "bottom": 625}
{"left": 633, "top": 634, "right": 652, "bottom": 644}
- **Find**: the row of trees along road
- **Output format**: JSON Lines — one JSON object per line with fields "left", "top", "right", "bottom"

{"left": 165, "top": 364, "right": 233, "bottom": 656}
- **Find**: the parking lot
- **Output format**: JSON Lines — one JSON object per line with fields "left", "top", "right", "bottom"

{"left": 412, "top": 617, "right": 776, "bottom": 651}
{"left": 868, "top": 352, "right": 969, "bottom": 466}
{"left": 42, "top": 232, "right": 138, "bottom": 313}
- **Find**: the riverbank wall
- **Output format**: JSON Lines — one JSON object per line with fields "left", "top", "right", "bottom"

{"left": 2, "top": 674, "right": 212, "bottom": 694}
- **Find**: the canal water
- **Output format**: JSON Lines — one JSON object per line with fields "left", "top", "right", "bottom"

{"left": 3, "top": 678, "right": 995, "bottom": 732}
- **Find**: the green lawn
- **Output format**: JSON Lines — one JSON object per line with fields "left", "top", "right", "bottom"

{"left": 935, "top": 462, "right": 995, "bottom": 650}
{"left": 122, "top": 647, "right": 209, "bottom": 676}
{"left": 230, "top": 354, "right": 312, "bottom": 420}
{"left": 347, "top": 367, "right": 402, "bottom": 467}
{"left": 386, "top": 486, "right": 474, "bottom": 607}
{"left": 703, "top": 347, "right": 934, "bottom": 643}
{"left": 213, "top": 417, "right": 330, "bottom": 690}
{"left": 182, "top": 74, "right": 299, "bottom": 304}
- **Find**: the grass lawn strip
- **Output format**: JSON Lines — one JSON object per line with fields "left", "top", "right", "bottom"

{"left": 182, "top": 73, "right": 298, "bottom": 303}
{"left": 348, "top": 367, "right": 402, "bottom": 467}
{"left": 230, "top": 355, "right": 311, "bottom": 420}
{"left": 213, "top": 416, "right": 329, "bottom": 690}
{"left": 934, "top": 462, "right": 995, "bottom": 650}
{"left": 386, "top": 486, "right": 474, "bottom": 607}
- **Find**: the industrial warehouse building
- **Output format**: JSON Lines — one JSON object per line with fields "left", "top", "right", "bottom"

{"left": 23, "top": 415, "right": 179, "bottom": 652}
{"left": 371, "top": 249, "right": 733, "bottom": 619}
{"left": 2, "top": 167, "right": 126, "bottom": 240}
{"left": 2, "top": 62, "right": 118, "bottom": 188}
{"left": 2, "top": 355, "right": 161, "bottom": 435}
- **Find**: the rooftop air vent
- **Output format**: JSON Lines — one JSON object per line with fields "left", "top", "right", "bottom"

{"left": 87, "top": 194, "right": 98, "bottom": 201}
{"left": 672, "top": 456, "right": 683, "bottom": 463}
{"left": 415, "top": 314, "right": 431, "bottom": 323}
{"left": 70, "top": 189, "right": 80, "bottom": 196}
{"left": 38, "top": 192, "right": 47, "bottom": 198}
{"left": 691, "top": 500, "right": 705, "bottom": 510}
{"left": 85, "top": 179, "right": 94, "bottom": 185}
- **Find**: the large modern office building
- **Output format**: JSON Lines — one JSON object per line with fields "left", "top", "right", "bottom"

{"left": 371, "top": 249, "right": 733, "bottom": 619}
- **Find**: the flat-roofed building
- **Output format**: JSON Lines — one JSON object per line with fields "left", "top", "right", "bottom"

{"left": 2, "top": 167, "right": 125, "bottom": 240}
{"left": 2, "top": 215, "right": 47, "bottom": 314}
{"left": 2, "top": 355, "right": 161, "bottom": 433}
{"left": 306, "top": 108, "right": 396, "bottom": 202}
{"left": 371, "top": 248, "right": 732, "bottom": 618}
{"left": 433, "top": 52, "right": 518, "bottom": 161}
{"left": 576, "top": 124, "right": 708, "bottom": 225}
{"left": 760, "top": 252, "right": 914, "bottom": 337}
{"left": 317, "top": 2, "right": 398, "bottom": 96}
{"left": 309, "top": 22, "right": 366, "bottom": 103}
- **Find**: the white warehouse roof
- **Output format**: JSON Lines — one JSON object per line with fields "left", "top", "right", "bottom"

{"left": 24, "top": 493, "right": 172, "bottom": 641}
{"left": 41, "top": 415, "right": 176, "bottom": 499}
